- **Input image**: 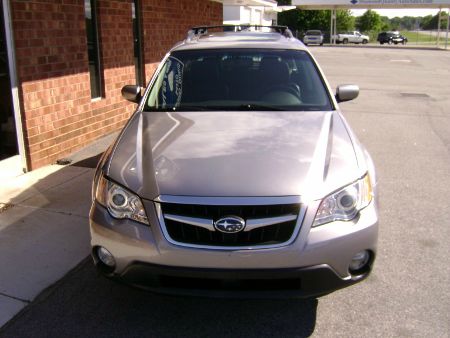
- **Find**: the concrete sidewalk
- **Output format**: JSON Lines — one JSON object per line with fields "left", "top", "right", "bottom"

{"left": 0, "top": 163, "right": 93, "bottom": 327}
{"left": 0, "top": 133, "right": 116, "bottom": 327}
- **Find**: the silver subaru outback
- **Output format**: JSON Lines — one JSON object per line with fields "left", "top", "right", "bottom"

{"left": 89, "top": 26, "right": 378, "bottom": 298}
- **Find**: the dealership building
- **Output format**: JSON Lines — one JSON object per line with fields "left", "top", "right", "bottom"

{"left": 1, "top": 0, "right": 228, "bottom": 171}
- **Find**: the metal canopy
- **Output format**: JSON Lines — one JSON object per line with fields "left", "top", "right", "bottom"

{"left": 213, "top": 0, "right": 278, "bottom": 7}
{"left": 292, "top": 0, "right": 450, "bottom": 10}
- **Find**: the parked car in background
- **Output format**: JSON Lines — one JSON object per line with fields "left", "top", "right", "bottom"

{"left": 90, "top": 25, "right": 379, "bottom": 298}
{"left": 377, "top": 31, "right": 408, "bottom": 45}
{"left": 303, "top": 30, "right": 324, "bottom": 46}
{"left": 333, "top": 31, "right": 369, "bottom": 44}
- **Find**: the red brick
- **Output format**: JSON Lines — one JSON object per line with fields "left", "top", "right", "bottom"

{"left": 12, "top": 0, "right": 222, "bottom": 169}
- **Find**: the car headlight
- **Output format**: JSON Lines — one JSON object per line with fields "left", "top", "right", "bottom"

{"left": 95, "top": 174, "right": 149, "bottom": 225}
{"left": 313, "top": 174, "right": 372, "bottom": 227}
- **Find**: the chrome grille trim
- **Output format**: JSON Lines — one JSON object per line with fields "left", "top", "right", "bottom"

{"left": 164, "top": 214, "right": 214, "bottom": 231}
{"left": 154, "top": 197, "right": 306, "bottom": 250}
{"left": 163, "top": 213, "right": 298, "bottom": 233}
{"left": 245, "top": 214, "right": 298, "bottom": 231}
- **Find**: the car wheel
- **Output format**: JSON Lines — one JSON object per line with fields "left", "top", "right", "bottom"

{"left": 380, "top": 42, "right": 384, "bottom": 45}
{"left": 343, "top": 38, "right": 348, "bottom": 44}
{"left": 362, "top": 39, "right": 368, "bottom": 44}
{"left": 320, "top": 43, "right": 323, "bottom": 46}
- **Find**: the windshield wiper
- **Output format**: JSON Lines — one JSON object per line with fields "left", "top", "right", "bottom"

{"left": 171, "top": 105, "right": 212, "bottom": 111}
{"left": 144, "top": 105, "right": 209, "bottom": 112}
{"left": 144, "top": 104, "right": 286, "bottom": 112}
{"left": 237, "top": 104, "right": 285, "bottom": 111}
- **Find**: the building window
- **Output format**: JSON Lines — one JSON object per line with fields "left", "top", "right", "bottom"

{"left": 85, "top": 0, "right": 102, "bottom": 98}
{"left": 132, "top": 0, "right": 144, "bottom": 86}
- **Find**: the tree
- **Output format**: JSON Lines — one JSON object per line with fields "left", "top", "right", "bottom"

{"left": 356, "top": 10, "right": 382, "bottom": 33}
{"left": 278, "top": 7, "right": 301, "bottom": 31}
{"left": 390, "top": 16, "right": 401, "bottom": 30}
{"left": 420, "top": 12, "right": 448, "bottom": 30}
{"left": 278, "top": 9, "right": 330, "bottom": 33}
{"left": 277, "top": 0, "right": 292, "bottom": 4}
{"left": 420, "top": 15, "right": 433, "bottom": 29}
{"left": 401, "top": 16, "right": 418, "bottom": 30}
{"left": 278, "top": 9, "right": 354, "bottom": 34}
{"left": 336, "top": 10, "right": 355, "bottom": 32}
{"left": 380, "top": 16, "right": 391, "bottom": 31}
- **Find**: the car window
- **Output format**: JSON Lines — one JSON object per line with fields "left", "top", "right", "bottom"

{"left": 144, "top": 49, "right": 332, "bottom": 112}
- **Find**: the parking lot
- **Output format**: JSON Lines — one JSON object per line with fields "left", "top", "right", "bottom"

{"left": 1, "top": 46, "right": 449, "bottom": 337}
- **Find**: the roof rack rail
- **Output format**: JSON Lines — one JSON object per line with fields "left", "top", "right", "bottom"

{"left": 186, "top": 25, "right": 294, "bottom": 41}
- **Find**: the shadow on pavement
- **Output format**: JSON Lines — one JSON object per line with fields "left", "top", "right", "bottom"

{"left": 0, "top": 132, "right": 119, "bottom": 326}
{"left": 71, "top": 153, "right": 103, "bottom": 169}
{"left": 0, "top": 258, "right": 318, "bottom": 338}
{"left": 0, "top": 131, "right": 319, "bottom": 337}
{"left": 0, "top": 164, "right": 95, "bottom": 327}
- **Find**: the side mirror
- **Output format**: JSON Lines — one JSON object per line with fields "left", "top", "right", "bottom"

{"left": 335, "top": 84, "right": 359, "bottom": 103}
{"left": 121, "top": 85, "right": 142, "bottom": 103}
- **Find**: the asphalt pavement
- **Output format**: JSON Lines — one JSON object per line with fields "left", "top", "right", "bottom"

{"left": 1, "top": 46, "right": 449, "bottom": 337}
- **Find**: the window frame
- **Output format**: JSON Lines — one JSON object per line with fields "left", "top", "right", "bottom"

{"left": 132, "top": 0, "right": 144, "bottom": 87}
{"left": 85, "top": 0, "right": 103, "bottom": 99}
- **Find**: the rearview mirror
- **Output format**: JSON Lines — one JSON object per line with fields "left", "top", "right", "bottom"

{"left": 336, "top": 84, "right": 359, "bottom": 103}
{"left": 121, "top": 85, "right": 142, "bottom": 103}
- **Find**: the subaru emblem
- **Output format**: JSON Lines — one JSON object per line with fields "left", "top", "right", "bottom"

{"left": 214, "top": 216, "right": 245, "bottom": 234}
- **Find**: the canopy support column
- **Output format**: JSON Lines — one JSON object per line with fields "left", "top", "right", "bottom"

{"left": 330, "top": 9, "right": 336, "bottom": 45}
{"left": 445, "top": 8, "right": 449, "bottom": 49}
{"left": 437, "top": 8, "right": 442, "bottom": 47}
{"left": 330, "top": 10, "right": 333, "bottom": 44}
{"left": 333, "top": 9, "right": 337, "bottom": 44}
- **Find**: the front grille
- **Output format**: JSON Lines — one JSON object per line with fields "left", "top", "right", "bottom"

{"left": 159, "top": 203, "right": 301, "bottom": 247}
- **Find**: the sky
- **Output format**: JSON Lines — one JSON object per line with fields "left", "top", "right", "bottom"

{"left": 351, "top": 9, "right": 441, "bottom": 18}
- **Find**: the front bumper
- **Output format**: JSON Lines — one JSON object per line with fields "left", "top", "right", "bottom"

{"left": 89, "top": 196, "right": 378, "bottom": 297}
{"left": 303, "top": 38, "right": 323, "bottom": 45}
{"left": 112, "top": 262, "right": 369, "bottom": 298}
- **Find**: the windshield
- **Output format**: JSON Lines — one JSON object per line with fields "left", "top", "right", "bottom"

{"left": 144, "top": 49, "right": 332, "bottom": 112}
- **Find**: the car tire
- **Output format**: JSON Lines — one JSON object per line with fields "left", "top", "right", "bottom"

{"left": 320, "top": 43, "right": 323, "bottom": 46}
{"left": 362, "top": 39, "right": 368, "bottom": 44}
{"left": 343, "top": 38, "right": 348, "bottom": 44}
{"left": 380, "top": 42, "right": 384, "bottom": 45}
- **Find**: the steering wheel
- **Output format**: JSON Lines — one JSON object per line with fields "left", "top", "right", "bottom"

{"left": 260, "top": 84, "right": 302, "bottom": 101}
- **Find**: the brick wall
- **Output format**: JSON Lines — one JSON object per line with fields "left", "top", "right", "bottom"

{"left": 11, "top": 0, "right": 222, "bottom": 170}
{"left": 141, "top": 0, "right": 223, "bottom": 80}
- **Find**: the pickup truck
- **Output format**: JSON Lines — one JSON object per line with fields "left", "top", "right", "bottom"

{"left": 333, "top": 31, "right": 369, "bottom": 44}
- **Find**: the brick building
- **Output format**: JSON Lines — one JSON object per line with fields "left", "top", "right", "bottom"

{"left": 1, "top": 0, "right": 223, "bottom": 171}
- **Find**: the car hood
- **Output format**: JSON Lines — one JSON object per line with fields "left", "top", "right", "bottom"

{"left": 107, "top": 110, "right": 362, "bottom": 200}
